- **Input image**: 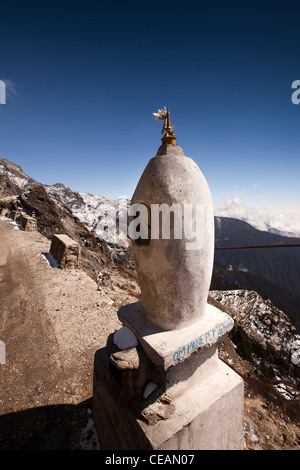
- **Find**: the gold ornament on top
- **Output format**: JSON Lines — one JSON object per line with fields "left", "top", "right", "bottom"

{"left": 153, "top": 107, "right": 176, "bottom": 145}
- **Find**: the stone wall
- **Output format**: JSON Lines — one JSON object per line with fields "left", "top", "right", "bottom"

{"left": 0, "top": 207, "right": 37, "bottom": 232}
{"left": 16, "top": 213, "right": 37, "bottom": 232}
{"left": 0, "top": 208, "right": 8, "bottom": 217}
{"left": 50, "top": 233, "right": 81, "bottom": 269}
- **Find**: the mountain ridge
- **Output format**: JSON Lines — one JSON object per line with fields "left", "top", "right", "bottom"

{"left": 214, "top": 216, "right": 300, "bottom": 298}
{"left": 0, "top": 157, "right": 299, "bottom": 450}
{"left": 1, "top": 157, "right": 300, "bottom": 326}
{"left": 211, "top": 263, "right": 300, "bottom": 332}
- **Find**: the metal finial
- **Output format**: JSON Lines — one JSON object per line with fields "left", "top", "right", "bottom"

{"left": 153, "top": 107, "right": 176, "bottom": 145}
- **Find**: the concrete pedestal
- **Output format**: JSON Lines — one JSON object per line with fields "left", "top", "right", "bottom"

{"left": 130, "top": 144, "right": 215, "bottom": 331}
{"left": 139, "top": 359, "right": 244, "bottom": 450}
{"left": 92, "top": 302, "right": 244, "bottom": 450}
{"left": 50, "top": 234, "right": 81, "bottom": 268}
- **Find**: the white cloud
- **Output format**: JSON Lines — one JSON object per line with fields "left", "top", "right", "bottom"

{"left": 214, "top": 197, "right": 300, "bottom": 238}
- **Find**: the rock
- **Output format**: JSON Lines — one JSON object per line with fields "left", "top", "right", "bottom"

{"left": 140, "top": 393, "right": 175, "bottom": 426}
{"left": 113, "top": 326, "right": 138, "bottom": 350}
{"left": 109, "top": 348, "right": 140, "bottom": 370}
{"left": 97, "top": 269, "right": 112, "bottom": 287}
{"left": 244, "top": 418, "right": 260, "bottom": 444}
{"left": 143, "top": 382, "right": 158, "bottom": 399}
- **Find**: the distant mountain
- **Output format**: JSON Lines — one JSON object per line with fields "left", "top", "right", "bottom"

{"left": 1, "top": 157, "right": 300, "bottom": 318}
{"left": 214, "top": 216, "right": 300, "bottom": 298}
{"left": 209, "top": 288, "right": 298, "bottom": 352}
{"left": 211, "top": 263, "right": 300, "bottom": 332}
{"left": 44, "top": 183, "right": 130, "bottom": 247}
{"left": 267, "top": 225, "right": 299, "bottom": 238}
{"left": 0, "top": 159, "right": 38, "bottom": 196}
{"left": 0, "top": 158, "right": 129, "bottom": 281}
{"left": 0, "top": 158, "right": 130, "bottom": 246}
{"left": 1, "top": 158, "right": 299, "bottom": 449}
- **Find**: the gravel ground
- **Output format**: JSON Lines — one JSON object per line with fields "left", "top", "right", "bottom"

{"left": 0, "top": 217, "right": 139, "bottom": 449}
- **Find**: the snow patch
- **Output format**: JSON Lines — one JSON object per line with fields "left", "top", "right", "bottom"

{"left": 76, "top": 408, "right": 100, "bottom": 450}
{"left": 143, "top": 382, "right": 158, "bottom": 399}
{"left": 45, "top": 185, "right": 130, "bottom": 246}
{"left": 113, "top": 326, "right": 138, "bottom": 350}
{"left": 40, "top": 252, "right": 60, "bottom": 269}
{"left": 210, "top": 289, "right": 300, "bottom": 353}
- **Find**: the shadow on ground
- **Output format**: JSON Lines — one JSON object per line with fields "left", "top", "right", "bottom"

{"left": 0, "top": 398, "right": 97, "bottom": 450}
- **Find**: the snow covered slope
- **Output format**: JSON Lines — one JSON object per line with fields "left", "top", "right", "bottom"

{"left": 44, "top": 183, "right": 130, "bottom": 246}
{"left": 0, "top": 159, "right": 37, "bottom": 194}
{"left": 210, "top": 289, "right": 299, "bottom": 353}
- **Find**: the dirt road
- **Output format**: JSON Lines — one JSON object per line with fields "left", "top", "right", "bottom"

{"left": 0, "top": 217, "right": 135, "bottom": 449}
{"left": 0, "top": 220, "right": 65, "bottom": 412}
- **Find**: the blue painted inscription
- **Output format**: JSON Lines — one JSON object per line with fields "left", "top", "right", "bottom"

{"left": 173, "top": 319, "right": 234, "bottom": 363}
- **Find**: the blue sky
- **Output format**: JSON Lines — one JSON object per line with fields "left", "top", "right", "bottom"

{"left": 1, "top": 0, "right": 300, "bottom": 220}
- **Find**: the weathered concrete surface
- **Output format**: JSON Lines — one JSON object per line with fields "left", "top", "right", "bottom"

{"left": 105, "top": 332, "right": 157, "bottom": 407}
{"left": 92, "top": 297, "right": 244, "bottom": 450}
{"left": 118, "top": 300, "right": 234, "bottom": 370}
{"left": 92, "top": 142, "right": 244, "bottom": 450}
{"left": 50, "top": 233, "right": 81, "bottom": 268}
{"left": 92, "top": 347, "right": 244, "bottom": 450}
{"left": 130, "top": 144, "right": 214, "bottom": 330}
{"left": 93, "top": 348, "right": 153, "bottom": 450}
{"left": 142, "top": 360, "right": 244, "bottom": 450}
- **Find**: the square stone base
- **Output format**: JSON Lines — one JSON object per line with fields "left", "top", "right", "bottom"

{"left": 118, "top": 301, "right": 234, "bottom": 370}
{"left": 92, "top": 347, "right": 244, "bottom": 450}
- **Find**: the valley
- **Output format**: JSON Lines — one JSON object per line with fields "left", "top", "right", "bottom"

{"left": 0, "top": 157, "right": 299, "bottom": 449}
